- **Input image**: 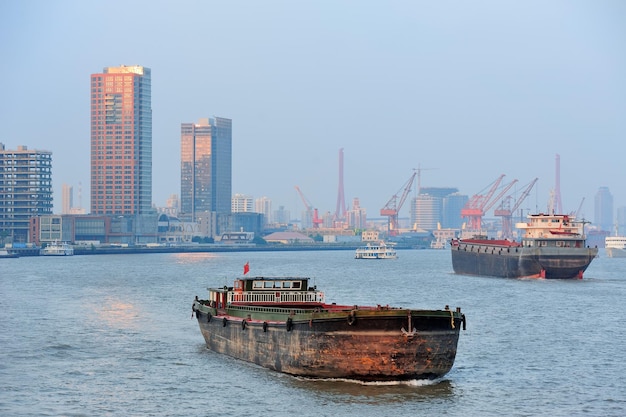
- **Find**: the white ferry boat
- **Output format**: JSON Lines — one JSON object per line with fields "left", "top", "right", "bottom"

{"left": 40, "top": 242, "right": 74, "bottom": 256}
{"left": 355, "top": 241, "right": 397, "bottom": 259}
{"left": 605, "top": 235, "right": 626, "bottom": 258}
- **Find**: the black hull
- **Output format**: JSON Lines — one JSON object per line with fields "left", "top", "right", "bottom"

{"left": 194, "top": 307, "right": 464, "bottom": 381}
{"left": 451, "top": 244, "right": 598, "bottom": 279}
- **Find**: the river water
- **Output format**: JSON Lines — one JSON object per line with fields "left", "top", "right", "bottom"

{"left": 1, "top": 249, "right": 625, "bottom": 416}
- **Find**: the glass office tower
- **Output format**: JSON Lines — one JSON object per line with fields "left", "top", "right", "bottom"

{"left": 180, "top": 117, "right": 232, "bottom": 221}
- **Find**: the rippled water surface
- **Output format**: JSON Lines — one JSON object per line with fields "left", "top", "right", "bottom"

{"left": 1, "top": 249, "right": 625, "bottom": 416}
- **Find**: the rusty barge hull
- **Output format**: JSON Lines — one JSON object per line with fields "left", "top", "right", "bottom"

{"left": 193, "top": 305, "right": 463, "bottom": 381}
{"left": 451, "top": 241, "right": 598, "bottom": 279}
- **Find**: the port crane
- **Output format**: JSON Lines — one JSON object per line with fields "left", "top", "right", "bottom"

{"left": 294, "top": 186, "right": 323, "bottom": 229}
{"left": 461, "top": 174, "right": 518, "bottom": 231}
{"left": 494, "top": 178, "right": 538, "bottom": 238}
{"left": 380, "top": 172, "right": 417, "bottom": 236}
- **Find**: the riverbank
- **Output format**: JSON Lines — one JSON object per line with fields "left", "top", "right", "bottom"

{"left": 6, "top": 242, "right": 427, "bottom": 257}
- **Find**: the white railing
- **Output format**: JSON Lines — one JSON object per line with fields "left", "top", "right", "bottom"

{"left": 228, "top": 290, "right": 325, "bottom": 304}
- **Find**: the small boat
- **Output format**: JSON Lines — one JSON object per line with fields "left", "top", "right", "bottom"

{"left": 192, "top": 274, "right": 465, "bottom": 381}
{"left": 450, "top": 213, "right": 598, "bottom": 279}
{"left": 605, "top": 235, "right": 626, "bottom": 258}
{"left": 0, "top": 249, "right": 19, "bottom": 259}
{"left": 40, "top": 241, "right": 74, "bottom": 256}
{"left": 355, "top": 241, "right": 397, "bottom": 259}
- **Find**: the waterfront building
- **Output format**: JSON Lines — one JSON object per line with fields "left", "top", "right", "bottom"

{"left": 594, "top": 186, "right": 613, "bottom": 232}
{"left": 346, "top": 197, "right": 367, "bottom": 229}
{"left": 443, "top": 193, "right": 468, "bottom": 229}
{"left": 273, "top": 205, "right": 290, "bottom": 226}
{"left": 90, "top": 65, "right": 152, "bottom": 216}
{"left": 180, "top": 117, "right": 232, "bottom": 221}
{"left": 0, "top": 144, "right": 53, "bottom": 243}
{"left": 232, "top": 193, "right": 254, "bottom": 213}
{"left": 412, "top": 194, "right": 441, "bottom": 231}
{"left": 31, "top": 213, "right": 159, "bottom": 246}
{"left": 255, "top": 196, "right": 272, "bottom": 225}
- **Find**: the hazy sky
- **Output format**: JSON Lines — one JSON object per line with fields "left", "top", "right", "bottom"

{"left": 1, "top": 1, "right": 624, "bottom": 223}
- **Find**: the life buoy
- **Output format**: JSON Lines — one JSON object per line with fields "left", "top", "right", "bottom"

{"left": 223, "top": 317, "right": 227, "bottom": 327}
{"left": 347, "top": 311, "right": 357, "bottom": 326}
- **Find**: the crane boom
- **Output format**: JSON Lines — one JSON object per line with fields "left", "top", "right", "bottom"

{"left": 380, "top": 172, "right": 417, "bottom": 236}
{"left": 294, "top": 186, "right": 323, "bottom": 228}
{"left": 493, "top": 178, "right": 538, "bottom": 238}
{"left": 461, "top": 174, "right": 506, "bottom": 231}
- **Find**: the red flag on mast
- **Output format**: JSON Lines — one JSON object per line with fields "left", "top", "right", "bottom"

{"left": 243, "top": 262, "right": 250, "bottom": 275}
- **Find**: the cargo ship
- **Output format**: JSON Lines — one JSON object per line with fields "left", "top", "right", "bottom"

{"left": 192, "top": 275, "right": 465, "bottom": 381}
{"left": 450, "top": 213, "right": 598, "bottom": 279}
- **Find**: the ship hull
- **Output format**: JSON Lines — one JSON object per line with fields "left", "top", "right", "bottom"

{"left": 193, "top": 304, "right": 463, "bottom": 381}
{"left": 451, "top": 242, "right": 598, "bottom": 279}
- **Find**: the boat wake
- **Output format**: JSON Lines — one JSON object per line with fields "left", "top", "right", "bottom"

{"left": 294, "top": 376, "right": 443, "bottom": 386}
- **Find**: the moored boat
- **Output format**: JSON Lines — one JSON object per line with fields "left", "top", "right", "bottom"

{"left": 355, "top": 241, "right": 397, "bottom": 259}
{"left": 0, "top": 249, "right": 19, "bottom": 259}
{"left": 450, "top": 213, "right": 598, "bottom": 279}
{"left": 605, "top": 235, "right": 626, "bottom": 258}
{"left": 192, "top": 274, "right": 465, "bottom": 381}
{"left": 40, "top": 241, "right": 74, "bottom": 256}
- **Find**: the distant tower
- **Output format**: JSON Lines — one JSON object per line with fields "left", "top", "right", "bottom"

{"left": 594, "top": 186, "right": 613, "bottom": 232}
{"left": 334, "top": 148, "right": 346, "bottom": 223}
{"left": 555, "top": 154, "right": 563, "bottom": 214}
{"left": 62, "top": 184, "right": 73, "bottom": 214}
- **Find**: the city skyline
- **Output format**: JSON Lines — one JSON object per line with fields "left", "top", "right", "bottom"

{"left": 1, "top": 1, "right": 625, "bottom": 222}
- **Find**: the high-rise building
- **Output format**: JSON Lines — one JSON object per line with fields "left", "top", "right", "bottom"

{"left": 0, "top": 143, "right": 53, "bottom": 243}
{"left": 180, "top": 117, "right": 232, "bottom": 221}
{"left": 255, "top": 196, "right": 272, "bottom": 225}
{"left": 412, "top": 194, "right": 441, "bottom": 231}
{"left": 90, "top": 65, "right": 152, "bottom": 215}
{"left": 346, "top": 197, "right": 367, "bottom": 229}
{"left": 232, "top": 194, "right": 254, "bottom": 213}
{"left": 62, "top": 184, "right": 73, "bottom": 214}
{"left": 594, "top": 186, "right": 613, "bottom": 232}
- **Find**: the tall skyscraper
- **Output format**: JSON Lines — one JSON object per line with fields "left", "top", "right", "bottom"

{"left": 180, "top": 117, "right": 232, "bottom": 221}
{"left": 0, "top": 143, "right": 53, "bottom": 243}
{"left": 90, "top": 65, "right": 152, "bottom": 215}
{"left": 594, "top": 186, "right": 613, "bottom": 232}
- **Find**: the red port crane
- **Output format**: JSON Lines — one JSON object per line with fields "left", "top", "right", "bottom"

{"left": 461, "top": 175, "right": 518, "bottom": 231}
{"left": 294, "top": 186, "right": 323, "bottom": 228}
{"left": 494, "top": 178, "right": 538, "bottom": 238}
{"left": 380, "top": 172, "right": 417, "bottom": 236}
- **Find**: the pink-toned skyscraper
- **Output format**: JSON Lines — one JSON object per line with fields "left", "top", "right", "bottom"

{"left": 90, "top": 65, "right": 152, "bottom": 215}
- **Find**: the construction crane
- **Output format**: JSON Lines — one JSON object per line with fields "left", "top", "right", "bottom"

{"left": 573, "top": 197, "right": 585, "bottom": 218}
{"left": 461, "top": 174, "right": 518, "bottom": 231}
{"left": 380, "top": 172, "right": 417, "bottom": 236}
{"left": 294, "top": 186, "right": 323, "bottom": 229}
{"left": 494, "top": 178, "right": 538, "bottom": 238}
